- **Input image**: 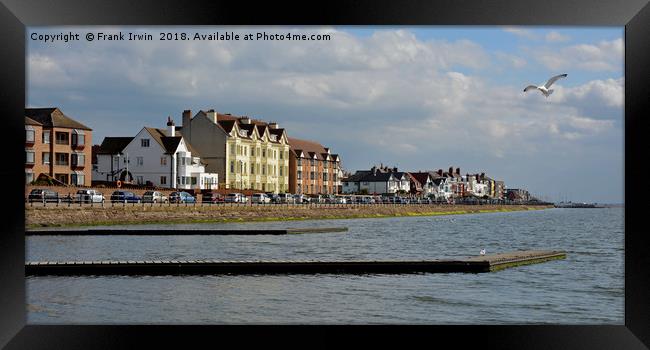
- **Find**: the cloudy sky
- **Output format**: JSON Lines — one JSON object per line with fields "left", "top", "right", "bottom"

{"left": 27, "top": 26, "right": 624, "bottom": 203}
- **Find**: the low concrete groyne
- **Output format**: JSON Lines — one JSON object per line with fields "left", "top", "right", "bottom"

{"left": 25, "top": 250, "right": 566, "bottom": 276}
{"left": 25, "top": 204, "right": 554, "bottom": 228}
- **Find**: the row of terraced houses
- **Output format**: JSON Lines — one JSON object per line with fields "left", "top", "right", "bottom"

{"left": 25, "top": 107, "right": 343, "bottom": 195}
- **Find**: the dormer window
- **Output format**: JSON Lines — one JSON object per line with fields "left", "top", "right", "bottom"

{"left": 238, "top": 129, "right": 248, "bottom": 137}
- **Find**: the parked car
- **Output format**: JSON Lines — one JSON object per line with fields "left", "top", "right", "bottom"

{"left": 110, "top": 191, "right": 141, "bottom": 203}
{"left": 28, "top": 189, "right": 60, "bottom": 203}
{"left": 169, "top": 191, "right": 195, "bottom": 203}
{"left": 142, "top": 191, "right": 168, "bottom": 203}
{"left": 75, "top": 189, "right": 105, "bottom": 203}
{"left": 276, "top": 193, "right": 295, "bottom": 204}
{"left": 202, "top": 192, "right": 224, "bottom": 204}
{"left": 251, "top": 193, "right": 271, "bottom": 203}
{"left": 294, "top": 194, "right": 311, "bottom": 204}
{"left": 308, "top": 194, "right": 325, "bottom": 203}
{"left": 225, "top": 193, "right": 245, "bottom": 203}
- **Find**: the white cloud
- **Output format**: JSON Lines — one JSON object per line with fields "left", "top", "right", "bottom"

{"left": 503, "top": 27, "right": 538, "bottom": 40}
{"left": 534, "top": 38, "right": 623, "bottom": 72}
{"left": 545, "top": 31, "right": 571, "bottom": 43}
{"left": 27, "top": 27, "right": 623, "bottom": 188}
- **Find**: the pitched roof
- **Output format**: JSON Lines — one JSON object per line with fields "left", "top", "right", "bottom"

{"left": 97, "top": 137, "right": 134, "bottom": 154}
{"left": 25, "top": 116, "right": 42, "bottom": 126}
{"left": 409, "top": 172, "right": 432, "bottom": 185}
{"left": 25, "top": 108, "right": 92, "bottom": 130}
{"left": 144, "top": 127, "right": 183, "bottom": 154}
{"left": 360, "top": 172, "right": 395, "bottom": 182}
{"left": 288, "top": 137, "right": 329, "bottom": 159}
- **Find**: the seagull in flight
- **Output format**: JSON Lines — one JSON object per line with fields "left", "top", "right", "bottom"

{"left": 524, "top": 73, "right": 567, "bottom": 98}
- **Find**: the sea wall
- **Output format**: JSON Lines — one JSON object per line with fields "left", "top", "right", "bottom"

{"left": 25, "top": 204, "right": 553, "bottom": 228}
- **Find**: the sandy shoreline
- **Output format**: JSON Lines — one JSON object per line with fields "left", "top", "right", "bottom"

{"left": 25, "top": 204, "right": 554, "bottom": 228}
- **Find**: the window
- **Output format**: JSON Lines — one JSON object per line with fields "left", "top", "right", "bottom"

{"left": 297, "top": 158, "right": 302, "bottom": 166}
{"left": 279, "top": 151, "right": 283, "bottom": 159}
{"left": 55, "top": 132, "right": 69, "bottom": 145}
{"left": 251, "top": 148, "right": 255, "bottom": 156}
{"left": 26, "top": 172, "right": 34, "bottom": 184}
{"left": 136, "top": 157, "right": 143, "bottom": 166}
{"left": 262, "top": 165, "right": 266, "bottom": 175}
{"left": 136, "top": 176, "right": 144, "bottom": 185}
{"left": 42, "top": 131, "right": 51, "bottom": 144}
{"left": 230, "top": 144, "right": 236, "bottom": 156}
{"left": 297, "top": 171, "right": 302, "bottom": 180}
{"left": 323, "top": 173, "right": 328, "bottom": 181}
{"left": 191, "top": 177, "right": 197, "bottom": 185}
{"left": 161, "top": 157, "right": 167, "bottom": 166}
{"left": 310, "top": 159, "right": 315, "bottom": 166}
{"left": 310, "top": 172, "right": 315, "bottom": 180}
{"left": 55, "top": 153, "right": 69, "bottom": 166}
{"left": 279, "top": 166, "right": 283, "bottom": 176}
{"left": 160, "top": 176, "right": 167, "bottom": 185}
{"left": 71, "top": 173, "right": 85, "bottom": 186}
{"left": 141, "top": 139, "right": 150, "bottom": 147}
{"left": 72, "top": 131, "right": 85, "bottom": 147}
{"left": 26, "top": 129, "right": 35, "bottom": 143}
{"left": 262, "top": 149, "right": 266, "bottom": 157}
{"left": 250, "top": 163, "right": 254, "bottom": 175}
{"left": 26, "top": 151, "right": 35, "bottom": 164}
{"left": 71, "top": 154, "right": 85, "bottom": 166}
{"left": 42, "top": 152, "right": 50, "bottom": 165}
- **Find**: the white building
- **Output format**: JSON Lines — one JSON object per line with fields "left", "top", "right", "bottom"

{"left": 94, "top": 118, "right": 218, "bottom": 190}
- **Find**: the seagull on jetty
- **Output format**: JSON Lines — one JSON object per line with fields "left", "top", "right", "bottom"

{"left": 523, "top": 73, "right": 567, "bottom": 98}
{"left": 480, "top": 249, "right": 486, "bottom": 256}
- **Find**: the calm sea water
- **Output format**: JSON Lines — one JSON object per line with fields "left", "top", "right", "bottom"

{"left": 26, "top": 207, "right": 624, "bottom": 324}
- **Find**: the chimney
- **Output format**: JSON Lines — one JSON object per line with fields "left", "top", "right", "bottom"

{"left": 481, "top": 172, "right": 485, "bottom": 180}
{"left": 438, "top": 169, "right": 443, "bottom": 176}
{"left": 240, "top": 116, "right": 251, "bottom": 124}
{"left": 393, "top": 167, "right": 398, "bottom": 172}
{"left": 206, "top": 109, "right": 218, "bottom": 124}
{"left": 449, "top": 167, "right": 453, "bottom": 175}
{"left": 324, "top": 147, "right": 330, "bottom": 154}
{"left": 456, "top": 167, "right": 460, "bottom": 175}
{"left": 268, "top": 122, "right": 279, "bottom": 129}
{"left": 166, "top": 116, "right": 175, "bottom": 137}
{"left": 182, "top": 110, "right": 192, "bottom": 138}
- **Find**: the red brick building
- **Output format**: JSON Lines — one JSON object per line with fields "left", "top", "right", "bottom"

{"left": 288, "top": 137, "right": 341, "bottom": 195}
{"left": 25, "top": 108, "right": 92, "bottom": 186}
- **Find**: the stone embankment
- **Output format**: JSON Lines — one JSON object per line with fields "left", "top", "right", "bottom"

{"left": 25, "top": 204, "right": 553, "bottom": 228}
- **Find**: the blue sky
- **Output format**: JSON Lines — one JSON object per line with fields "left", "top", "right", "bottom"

{"left": 27, "top": 26, "right": 624, "bottom": 203}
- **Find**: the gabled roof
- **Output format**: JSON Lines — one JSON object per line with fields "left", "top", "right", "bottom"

{"left": 409, "top": 172, "right": 433, "bottom": 185}
{"left": 97, "top": 137, "right": 134, "bottom": 154}
{"left": 143, "top": 127, "right": 183, "bottom": 154}
{"left": 25, "top": 107, "right": 92, "bottom": 130}
{"left": 360, "top": 172, "right": 395, "bottom": 182}
{"left": 25, "top": 116, "right": 43, "bottom": 126}
{"left": 288, "top": 137, "right": 331, "bottom": 159}
{"left": 217, "top": 120, "right": 236, "bottom": 133}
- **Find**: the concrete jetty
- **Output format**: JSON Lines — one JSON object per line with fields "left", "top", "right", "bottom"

{"left": 25, "top": 250, "right": 566, "bottom": 276}
{"left": 25, "top": 227, "right": 348, "bottom": 236}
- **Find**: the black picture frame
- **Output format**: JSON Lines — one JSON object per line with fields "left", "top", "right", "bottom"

{"left": 1, "top": 0, "right": 648, "bottom": 348}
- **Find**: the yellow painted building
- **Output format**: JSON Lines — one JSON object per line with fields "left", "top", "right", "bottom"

{"left": 178, "top": 109, "right": 289, "bottom": 193}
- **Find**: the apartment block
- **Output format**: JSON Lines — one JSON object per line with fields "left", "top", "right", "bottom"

{"left": 25, "top": 108, "right": 92, "bottom": 186}
{"left": 288, "top": 137, "right": 341, "bottom": 195}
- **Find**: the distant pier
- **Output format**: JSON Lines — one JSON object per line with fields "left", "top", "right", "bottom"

{"left": 25, "top": 250, "right": 566, "bottom": 276}
{"left": 25, "top": 227, "right": 348, "bottom": 236}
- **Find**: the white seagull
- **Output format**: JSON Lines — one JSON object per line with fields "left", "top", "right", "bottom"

{"left": 523, "top": 73, "right": 567, "bottom": 98}
{"left": 480, "top": 249, "right": 486, "bottom": 256}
